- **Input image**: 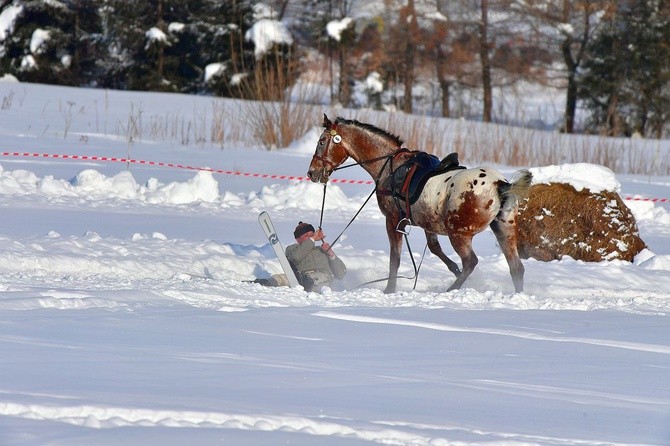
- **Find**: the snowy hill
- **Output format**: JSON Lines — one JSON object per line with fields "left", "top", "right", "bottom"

{"left": 0, "top": 81, "right": 669, "bottom": 445}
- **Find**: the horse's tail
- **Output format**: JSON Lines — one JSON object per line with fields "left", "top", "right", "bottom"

{"left": 498, "top": 169, "right": 532, "bottom": 211}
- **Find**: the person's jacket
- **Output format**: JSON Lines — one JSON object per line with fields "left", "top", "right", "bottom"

{"left": 285, "top": 238, "right": 346, "bottom": 281}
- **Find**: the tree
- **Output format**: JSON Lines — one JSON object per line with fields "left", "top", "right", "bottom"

{"left": 178, "top": 1, "right": 252, "bottom": 96}
{"left": 322, "top": 0, "right": 355, "bottom": 106}
{"left": 205, "top": 2, "right": 299, "bottom": 102}
{"left": 429, "top": 10, "right": 452, "bottom": 117}
{"left": 512, "top": 0, "right": 615, "bottom": 133}
{"left": 401, "top": 0, "right": 418, "bottom": 113}
{"left": 423, "top": 1, "right": 483, "bottom": 119}
{"left": 69, "top": 0, "right": 106, "bottom": 86}
{"left": 479, "top": 0, "right": 492, "bottom": 122}
{"left": 0, "top": 0, "right": 103, "bottom": 86}
{"left": 98, "top": 0, "right": 195, "bottom": 92}
{"left": 578, "top": 0, "right": 670, "bottom": 137}
{"left": 97, "top": 0, "right": 156, "bottom": 90}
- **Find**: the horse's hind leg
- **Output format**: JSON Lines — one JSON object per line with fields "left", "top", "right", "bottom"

{"left": 425, "top": 231, "right": 460, "bottom": 277}
{"left": 447, "top": 233, "right": 478, "bottom": 291}
{"left": 490, "top": 214, "right": 524, "bottom": 293}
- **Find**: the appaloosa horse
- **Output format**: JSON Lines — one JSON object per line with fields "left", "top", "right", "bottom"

{"left": 308, "top": 115, "right": 532, "bottom": 293}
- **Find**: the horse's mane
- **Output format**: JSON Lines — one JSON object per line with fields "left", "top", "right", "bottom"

{"left": 335, "top": 117, "right": 404, "bottom": 147}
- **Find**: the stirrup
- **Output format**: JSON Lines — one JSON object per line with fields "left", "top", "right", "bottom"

{"left": 396, "top": 217, "right": 411, "bottom": 234}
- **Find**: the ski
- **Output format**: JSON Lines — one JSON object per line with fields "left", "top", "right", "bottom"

{"left": 258, "top": 211, "right": 300, "bottom": 287}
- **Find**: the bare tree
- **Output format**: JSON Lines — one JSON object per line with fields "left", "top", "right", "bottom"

{"left": 479, "top": 0, "right": 493, "bottom": 122}
{"left": 325, "top": 0, "right": 355, "bottom": 106}
{"left": 512, "top": 0, "right": 615, "bottom": 133}
{"left": 428, "top": 1, "right": 456, "bottom": 118}
{"left": 433, "top": 19, "right": 452, "bottom": 117}
{"left": 402, "top": 0, "right": 418, "bottom": 113}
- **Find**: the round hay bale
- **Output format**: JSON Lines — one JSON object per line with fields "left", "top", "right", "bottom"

{"left": 516, "top": 183, "right": 646, "bottom": 262}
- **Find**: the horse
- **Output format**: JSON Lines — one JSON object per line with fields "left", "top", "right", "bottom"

{"left": 307, "top": 114, "right": 532, "bottom": 294}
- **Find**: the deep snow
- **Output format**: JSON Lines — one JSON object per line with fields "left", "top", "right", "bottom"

{"left": 0, "top": 81, "right": 669, "bottom": 445}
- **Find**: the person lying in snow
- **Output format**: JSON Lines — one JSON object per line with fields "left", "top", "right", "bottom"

{"left": 254, "top": 221, "right": 347, "bottom": 292}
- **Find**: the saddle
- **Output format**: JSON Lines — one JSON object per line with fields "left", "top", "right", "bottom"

{"left": 384, "top": 151, "right": 466, "bottom": 229}
{"left": 389, "top": 151, "right": 465, "bottom": 204}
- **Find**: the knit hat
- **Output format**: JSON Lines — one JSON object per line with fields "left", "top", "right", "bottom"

{"left": 293, "top": 221, "right": 315, "bottom": 239}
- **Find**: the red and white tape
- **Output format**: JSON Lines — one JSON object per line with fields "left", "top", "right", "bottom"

{"left": 1, "top": 151, "right": 667, "bottom": 203}
{"left": 622, "top": 196, "right": 669, "bottom": 203}
{"left": 0, "top": 151, "right": 373, "bottom": 185}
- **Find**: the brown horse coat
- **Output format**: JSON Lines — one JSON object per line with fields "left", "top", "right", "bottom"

{"left": 308, "top": 115, "right": 531, "bottom": 293}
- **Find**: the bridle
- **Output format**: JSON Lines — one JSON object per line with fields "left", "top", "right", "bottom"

{"left": 311, "top": 129, "right": 345, "bottom": 173}
{"left": 312, "top": 127, "right": 406, "bottom": 185}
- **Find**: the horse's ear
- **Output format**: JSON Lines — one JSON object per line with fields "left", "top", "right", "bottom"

{"left": 323, "top": 113, "right": 332, "bottom": 129}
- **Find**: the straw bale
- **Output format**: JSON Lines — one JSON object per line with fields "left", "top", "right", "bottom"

{"left": 516, "top": 183, "right": 646, "bottom": 262}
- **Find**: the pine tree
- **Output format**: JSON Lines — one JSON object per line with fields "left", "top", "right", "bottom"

{"left": 98, "top": 0, "right": 194, "bottom": 92}
{"left": 193, "top": 0, "right": 254, "bottom": 97}
{"left": 210, "top": 2, "right": 299, "bottom": 101}
{"left": 0, "top": 0, "right": 103, "bottom": 86}
{"left": 579, "top": 0, "right": 670, "bottom": 137}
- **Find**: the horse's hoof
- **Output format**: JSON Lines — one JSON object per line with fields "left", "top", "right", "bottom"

{"left": 383, "top": 286, "right": 396, "bottom": 294}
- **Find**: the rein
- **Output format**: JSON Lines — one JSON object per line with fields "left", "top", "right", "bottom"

{"left": 328, "top": 152, "right": 396, "bottom": 246}
{"left": 332, "top": 148, "right": 408, "bottom": 174}
{"left": 319, "top": 148, "right": 426, "bottom": 290}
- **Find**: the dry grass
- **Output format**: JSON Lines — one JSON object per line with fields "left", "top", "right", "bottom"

{"left": 328, "top": 113, "right": 670, "bottom": 175}
{"left": 516, "top": 183, "right": 647, "bottom": 262}
{"left": 86, "top": 85, "right": 668, "bottom": 174}
{"left": 236, "top": 57, "right": 321, "bottom": 150}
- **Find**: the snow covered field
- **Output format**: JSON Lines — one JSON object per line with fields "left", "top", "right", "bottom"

{"left": 0, "top": 81, "right": 669, "bottom": 445}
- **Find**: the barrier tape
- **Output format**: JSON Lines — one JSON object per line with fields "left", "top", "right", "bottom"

{"left": 0, "top": 151, "right": 372, "bottom": 185}
{"left": 623, "top": 197, "right": 669, "bottom": 203}
{"left": 1, "top": 151, "right": 668, "bottom": 203}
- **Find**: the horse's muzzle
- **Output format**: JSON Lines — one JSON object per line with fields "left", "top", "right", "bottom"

{"left": 307, "top": 168, "right": 330, "bottom": 184}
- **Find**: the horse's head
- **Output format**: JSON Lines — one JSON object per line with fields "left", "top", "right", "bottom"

{"left": 307, "top": 114, "right": 350, "bottom": 183}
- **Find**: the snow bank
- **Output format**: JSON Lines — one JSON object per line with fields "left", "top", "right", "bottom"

{"left": 0, "top": 164, "right": 381, "bottom": 216}
{"left": 529, "top": 163, "right": 620, "bottom": 193}
{"left": 0, "top": 166, "right": 221, "bottom": 204}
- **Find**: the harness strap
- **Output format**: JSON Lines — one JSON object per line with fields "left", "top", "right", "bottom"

{"left": 313, "top": 154, "right": 340, "bottom": 170}
{"left": 332, "top": 148, "right": 410, "bottom": 173}
{"left": 400, "top": 164, "right": 418, "bottom": 223}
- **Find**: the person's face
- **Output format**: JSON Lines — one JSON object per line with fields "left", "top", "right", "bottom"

{"left": 296, "top": 231, "right": 314, "bottom": 243}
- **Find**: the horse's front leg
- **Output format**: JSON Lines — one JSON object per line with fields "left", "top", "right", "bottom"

{"left": 384, "top": 216, "right": 403, "bottom": 294}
